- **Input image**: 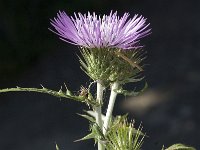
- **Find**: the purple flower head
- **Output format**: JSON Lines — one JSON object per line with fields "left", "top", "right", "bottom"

{"left": 50, "top": 11, "right": 151, "bottom": 49}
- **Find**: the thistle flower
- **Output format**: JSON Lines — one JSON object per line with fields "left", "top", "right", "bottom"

{"left": 50, "top": 11, "right": 151, "bottom": 49}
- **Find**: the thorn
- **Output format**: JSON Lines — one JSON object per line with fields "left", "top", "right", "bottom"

{"left": 40, "top": 84, "right": 45, "bottom": 89}
{"left": 64, "top": 82, "right": 68, "bottom": 90}
{"left": 55, "top": 142, "right": 59, "bottom": 150}
{"left": 59, "top": 86, "right": 63, "bottom": 93}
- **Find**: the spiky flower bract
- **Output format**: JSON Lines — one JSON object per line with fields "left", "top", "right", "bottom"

{"left": 79, "top": 47, "right": 146, "bottom": 84}
{"left": 106, "top": 116, "right": 145, "bottom": 150}
{"left": 50, "top": 11, "right": 151, "bottom": 49}
{"left": 78, "top": 113, "right": 145, "bottom": 150}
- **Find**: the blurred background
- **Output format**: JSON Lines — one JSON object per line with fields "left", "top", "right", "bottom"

{"left": 0, "top": 0, "right": 200, "bottom": 149}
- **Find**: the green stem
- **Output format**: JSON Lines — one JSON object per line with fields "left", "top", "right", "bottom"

{"left": 95, "top": 81, "right": 104, "bottom": 150}
{"left": 103, "top": 82, "right": 119, "bottom": 135}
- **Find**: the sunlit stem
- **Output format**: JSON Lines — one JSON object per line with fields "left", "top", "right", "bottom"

{"left": 103, "top": 82, "right": 119, "bottom": 135}
{"left": 95, "top": 80, "right": 104, "bottom": 150}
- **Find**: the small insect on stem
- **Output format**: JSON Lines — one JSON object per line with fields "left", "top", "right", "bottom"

{"left": 79, "top": 86, "right": 88, "bottom": 97}
{"left": 115, "top": 51, "right": 143, "bottom": 71}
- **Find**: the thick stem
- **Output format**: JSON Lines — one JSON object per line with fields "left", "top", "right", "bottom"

{"left": 95, "top": 80, "right": 104, "bottom": 150}
{"left": 103, "top": 82, "right": 119, "bottom": 135}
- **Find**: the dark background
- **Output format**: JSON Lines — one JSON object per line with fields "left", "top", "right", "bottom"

{"left": 0, "top": 0, "right": 200, "bottom": 149}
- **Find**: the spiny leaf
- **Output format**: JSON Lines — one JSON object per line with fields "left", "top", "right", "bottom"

{"left": 119, "top": 76, "right": 144, "bottom": 85}
{"left": 115, "top": 82, "right": 148, "bottom": 96}
{"left": 75, "top": 122, "right": 106, "bottom": 144}
{"left": 164, "top": 143, "right": 196, "bottom": 150}
{"left": 86, "top": 110, "right": 106, "bottom": 122}
{"left": 75, "top": 132, "right": 95, "bottom": 142}
{"left": 0, "top": 85, "right": 98, "bottom": 107}
{"left": 55, "top": 143, "right": 60, "bottom": 150}
{"left": 77, "top": 113, "right": 95, "bottom": 123}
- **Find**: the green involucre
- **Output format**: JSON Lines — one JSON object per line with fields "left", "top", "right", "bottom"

{"left": 79, "top": 47, "right": 146, "bottom": 85}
